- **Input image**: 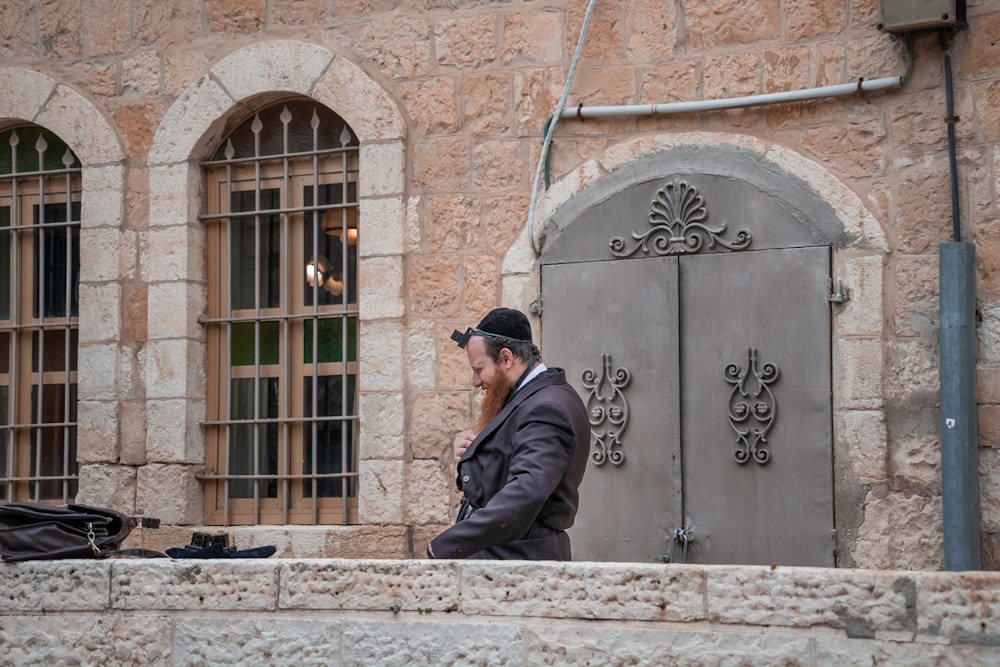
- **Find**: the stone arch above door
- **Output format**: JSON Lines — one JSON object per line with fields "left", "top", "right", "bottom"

{"left": 507, "top": 135, "right": 890, "bottom": 567}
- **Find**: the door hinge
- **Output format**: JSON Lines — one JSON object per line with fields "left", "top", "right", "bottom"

{"left": 530, "top": 296, "right": 543, "bottom": 315}
{"left": 828, "top": 279, "right": 851, "bottom": 304}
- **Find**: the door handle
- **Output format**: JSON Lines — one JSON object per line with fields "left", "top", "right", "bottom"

{"left": 657, "top": 526, "right": 694, "bottom": 563}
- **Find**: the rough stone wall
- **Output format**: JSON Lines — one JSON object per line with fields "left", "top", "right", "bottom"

{"left": 2, "top": 559, "right": 1000, "bottom": 666}
{"left": 0, "top": 1, "right": 999, "bottom": 569}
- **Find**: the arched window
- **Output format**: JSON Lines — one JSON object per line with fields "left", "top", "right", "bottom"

{"left": 202, "top": 100, "right": 359, "bottom": 525}
{"left": 0, "top": 125, "right": 81, "bottom": 504}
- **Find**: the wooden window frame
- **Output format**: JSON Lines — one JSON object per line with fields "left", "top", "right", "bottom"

{"left": 202, "top": 104, "right": 360, "bottom": 526}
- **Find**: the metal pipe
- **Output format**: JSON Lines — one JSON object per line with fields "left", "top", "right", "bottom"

{"left": 939, "top": 242, "right": 980, "bottom": 570}
{"left": 944, "top": 53, "right": 961, "bottom": 242}
{"left": 558, "top": 76, "right": 905, "bottom": 120}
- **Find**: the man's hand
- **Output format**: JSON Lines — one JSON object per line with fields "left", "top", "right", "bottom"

{"left": 453, "top": 431, "right": 475, "bottom": 463}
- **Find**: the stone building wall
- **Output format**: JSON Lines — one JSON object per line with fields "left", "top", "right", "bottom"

{"left": 2, "top": 558, "right": 1000, "bottom": 666}
{"left": 1, "top": 0, "right": 999, "bottom": 569}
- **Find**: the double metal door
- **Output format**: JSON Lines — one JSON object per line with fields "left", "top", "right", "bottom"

{"left": 542, "top": 246, "right": 834, "bottom": 566}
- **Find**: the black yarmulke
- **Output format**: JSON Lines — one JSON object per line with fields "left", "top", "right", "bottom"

{"left": 476, "top": 308, "right": 532, "bottom": 343}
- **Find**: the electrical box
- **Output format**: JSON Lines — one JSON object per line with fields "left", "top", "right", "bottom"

{"left": 877, "top": 0, "right": 966, "bottom": 33}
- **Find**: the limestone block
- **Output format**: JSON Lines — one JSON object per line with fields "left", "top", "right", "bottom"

{"left": 146, "top": 280, "right": 206, "bottom": 341}
{"left": 567, "top": 66, "right": 638, "bottom": 108}
{"left": 502, "top": 10, "right": 562, "bottom": 65}
{"left": 111, "top": 559, "right": 277, "bottom": 611}
{"left": 357, "top": 196, "right": 404, "bottom": 257}
{"left": 400, "top": 76, "right": 459, "bottom": 136}
{"left": 513, "top": 66, "right": 563, "bottom": 136}
{"left": 625, "top": 0, "right": 676, "bottom": 63}
{"left": 358, "top": 459, "right": 404, "bottom": 523}
{"left": 786, "top": 0, "right": 844, "bottom": 39}
{"left": 163, "top": 50, "right": 213, "bottom": 97}
{"left": 460, "top": 561, "right": 706, "bottom": 622}
{"left": 463, "top": 73, "right": 511, "bottom": 136}
{"left": 434, "top": 15, "right": 496, "bottom": 68}
{"left": 76, "top": 400, "right": 120, "bottom": 463}
{"left": 978, "top": 305, "right": 1000, "bottom": 365}
{"left": 837, "top": 254, "right": 884, "bottom": 336}
{"left": 359, "top": 392, "right": 405, "bottom": 459}
{"left": 79, "top": 283, "right": 122, "bottom": 342}
{"left": 404, "top": 458, "right": 453, "bottom": 525}
{"left": 567, "top": 0, "right": 623, "bottom": 63}
{"left": 270, "top": 0, "right": 327, "bottom": 25}
{"left": 917, "top": 571, "right": 1000, "bottom": 637}
{"left": 141, "top": 223, "right": 205, "bottom": 283}
{"left": 359, "top": 141, "right": 405, "bottom": 197}
{"left": 78, "top": 342, "right": 119, "bottom": 400}
{"left": 423, "top": 194, "right": 480, "bottom": 251}
{"left": 81, "top": 0, "right": 129, "bottom": 56}
{"left": 853, "top": 490, "right": 943, "bottom": 570}
{"left": 76, "top": 463, "right": 138, "bottom": 512}
{"left": 887, "top": 395, "right": 941, "bottom": 492}
{"left": 409, "top": 392, "right": 469, "bottom": 460}
{"left": 836, "top": 409, "right": 888, "bottom": 483}
{"left": 703, "top": 53, "right": 763, "bottom": 127}
{"left": 833, "top": 338, "right": 883, "bottom": 410}
{"left": 81, "top": 163, "right": 126, "bottom": 232}
{"left": 1, "top": 613, "right": 174, "bottom": 667}
{"left": 311, "top": 57, "right": 405, "bottom": 142}
{"left": 36, "top": 85, "right": 123, "bottom": 165}
{"left": 146, "top": 398, "right": 205, "bottom": 463}
{"left": 641, "top": 61, "right": 699, "bottom": 104}
{"left": 0, "top": 2, "right": 38, "bottom": 57}
{"left": 462, "top": 254, "right": 500, "bottom": 319}
{"left": 885, "top": 339, "right": 939, "bottom": 398}
{"left": 142, "top": 338, "right": 206, "bottom": 399}
{"left": 1, "top": 561, "right": 112, "bottom": 612}
{"left": 148, "top": 76, "right": 233, "bottom": 166}
{"left": 121, "top": 51, "right": 161, "bottom": 96}
{"left": 412, "top": 136, "right": 469, "bottom": 193}
{"left": 80, "top": 226, "right": 123, "bottom": 285}
{"left": 893, "top": 169, "right": 954, "bottom": 254}
{"left": 148, "top": 162, "right": 199, "bottom": 226}
{"left": 847, "top": 34, "right": 908, "bottom": 87}
{"left": 0, "top": 68, "right": 54, "bottom": 120}
{"left": 119, "top": 399, "right": 148, "bottom": 466}
{"left": 405, "top": 318, "right": 440, "bottom": 392}
{"left": 409, "top": 254, "right": 463, "bottom": 319}
{"left": 814, "top": 636, "right": 951, "bottom": 667}
{"left": 482, "top": 193, "right": 528, "bottom": 256}
{"left": 354, "top": 15, "right": 432, "bottom": 79}
{"left": 174, "top": 617, "right": 339, "bottom": 667}
{"left": 135, "top": 462, "right": 203, "bottom": 524}
{"left": 343, "top": 618, "right": 521, "bottom": 666}
{"left": 980, "top": 447, "right": 1000, "bottom": 533}
{"left": 205, "top": 0, "right": 265, "bottom": 34}
{"left": 683, "top": 0, "right": 779, "bottom": 49}
{"left": 472, "top": 138, "right": 524, "bottom": 191}
{"left": 357, "top": 321, "right": 404, "bottom": 392}
{"left": 279, "top": 559, "right": 461, "bottom": 611}
{"left": 212, "top": 41, "right": 333, "bottom": 102}
{"left": 40, "top": 0, "right": 81, "bottom": 58}
{"left": 707, "top": 566, "right": 915, "bottom": 633}
{"left": 134, "top": 0, "right": 202, "bottom": 49}
{"left": 359, "top": 255, "right": 404, "bottom": 320}
{"left": 525, "top": 623, "right": 812, "bottom": 667}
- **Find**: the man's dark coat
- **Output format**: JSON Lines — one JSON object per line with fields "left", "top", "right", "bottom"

{"left": 429, "top": 368, "right": 590, "bottom": 560}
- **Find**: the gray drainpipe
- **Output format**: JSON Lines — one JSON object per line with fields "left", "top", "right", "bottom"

{"left": 939, "top": 50, "right": 981, "bottom": 571}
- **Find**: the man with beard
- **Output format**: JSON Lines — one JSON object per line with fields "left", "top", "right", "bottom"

{"left": 427, "top": 308, "right": 590, "bottom": 560}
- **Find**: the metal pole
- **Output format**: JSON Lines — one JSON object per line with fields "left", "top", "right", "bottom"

{"left": 939, "top": 242, "right": 981, "bottom": 570}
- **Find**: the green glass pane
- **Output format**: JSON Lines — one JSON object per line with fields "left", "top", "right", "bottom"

{"left": 303, "top": 317, "right": 357, "bottom": 364}
{"left": 230, "top": 321, "right": 280, "bottom": 366}
{"left": 0, "top": 126, "right": 81, "bottom": 174}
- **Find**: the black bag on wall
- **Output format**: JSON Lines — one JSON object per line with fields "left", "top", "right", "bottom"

{"left": 0, "top": 503, "right": 134, "bottom": 561}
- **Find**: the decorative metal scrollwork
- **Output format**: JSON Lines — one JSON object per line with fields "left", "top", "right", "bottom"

{"left": 609, "top": 178, "right": 752, "bottom": 257}
{"left": 581, "top": 353, "right": 631, "bottom": 467}
{"left": 724, "top": 348, "right": 779, "bottom": 465}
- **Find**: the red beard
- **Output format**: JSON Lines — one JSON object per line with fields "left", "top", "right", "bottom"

{"left": 474, "top": 371, "right": 515, "bottom": 433}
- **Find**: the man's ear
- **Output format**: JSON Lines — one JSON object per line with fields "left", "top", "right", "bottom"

{"left": 500, "top": 347, "right": 514, "bottom": 368}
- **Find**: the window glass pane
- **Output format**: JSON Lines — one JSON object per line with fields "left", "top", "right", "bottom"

{"left": 212, "top": 102, "right": 357, "bottom": 160}
{"left": 303, "top": 374, "right": 356, "bottom": 498}
{"left": 228, "top": 377, "right": 279, "bottom": 498}
{"left": 303, "top": 184, "right": 358, "bottom": 307}
{"left": 31, "top": 329, "right": 78, "bottom": 373}
{"left": 0, "top": 332, "right": 7, "bottom": 374}
{"left": 29, "top": 383, "right": 77, "bottom": 500}
{"left": 303, "top": 317, "right": 357, "bottom": 364}
{"left": 32, "top": 202, "right": 81, "bottom": 319}
{"left": 0, "top": 206, "right": 9, "bottom": 320}
{"left": 0, "top": 126, "right": 81, "bottom": 173}
{"left": 230, "top": 321, "right": 280, "bottom": 366}
{"left": 230, "top": 189, "right": 280, "bottom": 311}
